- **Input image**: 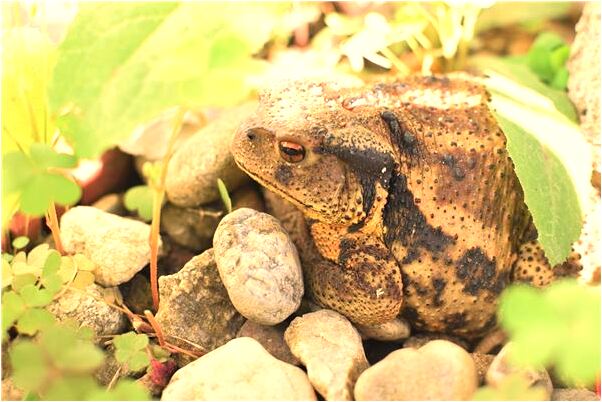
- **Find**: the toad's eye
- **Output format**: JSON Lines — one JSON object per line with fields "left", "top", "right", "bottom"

{"left": 278, "top": 141, "right": 305, "bottom": 163}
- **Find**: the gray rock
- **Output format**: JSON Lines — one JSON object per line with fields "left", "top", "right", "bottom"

{"left": 486, "top": 343, "right": 553, "bottom": 399}
{"left": 213, "top": 208, "right": 303, "bottom": 325}
{"left": 155, "top": 249, "right": 245, "bottom": 361}
{"left": 91, "top": 193, "right": 126, "bottom": 216}
{"left": 60, "top": 206, "right": 162, "bottom": 286}
{"left": 403, "top": 333, "right": 469, "bottom": 350}
{"left": 567, "top": 2, "right": 600, "bottom": 171}
{"left": 119, "top": 274, "right": 153, "bottom": 315}
{"left": 161, "top": 337, "right": 316, "bottom": 400}
{"left": 161, "top": 203, "right": 222, "bottom": 252}
{"left": 46, "top": 283, "right": 127, "bottom": 339}
{"left": 237, "top": 320, "right": 299, "bottom": 366}
{"left": 354, "top": 339, "right": 478, "bottom": 401}
{"left": 355, "top": 318, "right": 411, "bottom": 342}
{"left": 165, "top": 103, "right": 255, "bottom": 207}
{"left": 285, "top": 309, "right": 369, "bottom": 400}
{"left": 161, "top": 184, "right": 265, "bottom": 252}
{"left": 552, "top": 388, "right": 599, "bottom": 401}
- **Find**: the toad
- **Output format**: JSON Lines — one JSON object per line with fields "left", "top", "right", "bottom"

{"left": 231, "top": 75, "right": 560, "bottom": 338}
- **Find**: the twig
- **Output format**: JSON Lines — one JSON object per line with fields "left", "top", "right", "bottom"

{"left": 144, "top": 309, "right": 165, "bottom": 347}
{"left": 149, "top": 107, "right": 186, "bottom": 310}
{"left": 106, "top": 365, "right": 122, "bottom": 391}
{"left": 46, "top": 202, "right": 64, "bottom": 254}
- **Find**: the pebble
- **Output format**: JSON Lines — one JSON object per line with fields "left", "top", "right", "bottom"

{"left": 160, "top": 184, "right": 265, "bottom": 252}
{"left": 284, "top": 309, "right": 369, "bottom": 400}
{"left": 354, "top": 339, "right": 478, "bottom": 400}
{"left": 355, "top": 317, "right": 411, "bottom": 342}
{"left": 155, "top": 249, "right": 245, "bottom": 363}
{"left": 46, "top": 283, "right": 127, "bottom": 339}
{"left": 237, "top": 320, "right": 299, "bottom": 365}
{"left": 551, "top": 388, "right": 599, "bottom": 401}
{"left": 403, "top": 333, "right": 469, "bottom": 350}
{"left": 165, "top": 103, "right": 255, "bottom": 207}
{"left": 161, "top": 337, "right": 316, "bottom": 400}
{"left": 486, "top": 343, "right": 553, "bottom": 399}
{"left": 60, "top": 206, "right": 162, "bottom": 286}
{"left": 213, "top": 208, "right": 303, "bottom": 325}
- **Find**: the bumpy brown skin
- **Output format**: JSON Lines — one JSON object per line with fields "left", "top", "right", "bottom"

{"left": 232, "top": 75, "right": 535, "bottom": 338}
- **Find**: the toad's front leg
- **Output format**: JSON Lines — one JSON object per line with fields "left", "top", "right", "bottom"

{"left": 304, "top": 230, "right": 403, "bottom": 326}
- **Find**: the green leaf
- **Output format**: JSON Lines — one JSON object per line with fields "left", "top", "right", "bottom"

{"left": 480, "top": 68, "right": 592, "bottom": 265}
{"left": 41, "top": 324, "right": 105, "bottom": 372}
{"left": 29, "top": 143, "right": 78, "bottom": 170}
{"left": 49, "top": 3, "right": 287, "bottom": 158}
{"left": 2, "top": 258, "right": 13, "bottom": 288}
{"left": 12, "top": 236, "right": 30, "bottom": 249}
{"left": 2, "top": 290, "right": 26, "bottom": 333}
{"left": 217, "top": 179, "right": 232, "bottom": 214}
{"left": 472, "top": 373, "right": 548, "bottom": 400}
{"left": 87, "top": 379, "right": 150, "bottom": 401}
{"left": 42, "top": 250, "right": 61, "bottom": 277}
{"left": 498, "top": 280, "right": 601, "bottom": 386}
{"left": 124, "top": 185, "right": 154, "bottom": 221}
{"left": 11, "top": 273, "right": 38, "bottom": 292}
{"left": 41, "top": 273, "right": 63, "bottom": 294}
{"left": 16, "top": 308, "right": 56, "bottom": 335}
{"left": 471, "top": 56, "right": 577, "bottom": 121}
{"left": 19, "top": 284, "right": 55, "bottom": 307}
{"left": 43, "top": 375, "right": 100, "bottom": 401}
{"left": 114, "top": 332, "right": 150, "bottom": 371}
{"left": 20, "top": 173, "right": 82, "bottom": 216}
{"left": 9, "top": 340, "right": 48, "bottom": 393}
{"left": 550, "top": 67, "right": 569, "bottom": 90}
{"left": 2, "top": 28, "right": 56, "bottom": 154}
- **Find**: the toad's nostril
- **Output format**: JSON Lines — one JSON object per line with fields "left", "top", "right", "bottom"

{"left": 246, "top": 130, "right": 256, "bottom": 141}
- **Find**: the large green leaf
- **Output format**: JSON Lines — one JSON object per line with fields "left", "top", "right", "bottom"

{"left": 482, "top": 71, "right": 591, "bottom": 265}
{"left": 49, "top": 2, "right": 287, "bottom": 158}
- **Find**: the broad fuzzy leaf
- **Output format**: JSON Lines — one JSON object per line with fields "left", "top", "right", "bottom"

{"left": 49, "top": 3, "right": 287, "bottom": 158}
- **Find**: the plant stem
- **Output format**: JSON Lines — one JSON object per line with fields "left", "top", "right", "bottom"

{"left": 149, "top": 108, "right": 186, "bottom": 311}
{"left": 144, "top": 309, "right": 166, "bottom": 347}
{"left": 46, "top": 202, "right": 64, "bottom": 254}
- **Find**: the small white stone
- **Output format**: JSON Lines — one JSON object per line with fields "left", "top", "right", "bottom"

{"left": 60, "top": 206, "right": 162, "bottom": 286}
{"left": 161, "top": 337, "right": 316, "bottom": 400}
{"left": 285, "top": 309, "right": 369, "bottom": 400}
{"left": 354, "top": 340, "right": 478, "bottom": 400}
{"left": 213, "top": 208, "right": 303, "bottom": 325}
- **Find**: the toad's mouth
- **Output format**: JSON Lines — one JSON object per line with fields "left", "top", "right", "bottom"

{"left": 234, "top": 159, "right": 343, "bottom": 220}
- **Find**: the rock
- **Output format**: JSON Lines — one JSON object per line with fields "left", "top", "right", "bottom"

{"left": 213, "top": 208, "right": 303, "bottom": 325}
{"left": 551, "top": 388, "right": 599, "bottom": 401}
{"left": 567, "top": 2, "right": 601, "bottom": 171}
{"left": 161, "top": 337, "right": 316, "bottom": 400}
{"left": 91, "top": 193, "right": 126, "bottom": 216}
{"left": 355, "top": 318, "right": 411, "bottom": 342}
{"left": 472, "top": 353, "right": 495, "bottom": 385}
{"left": 94, "top": 346, "right": 124, "bottom": 386}
{"left": 237, "top": 320, "right": 299, "bottom": 365}
{"left": 403, "top": 333, "right": 469, "bottom": 350}
{"left": 155, "top": 249, "right": 245, "bottom": 362}
{"left": 161, "top": 184, "right": 265, "bottom": 252}
{"left": 161, "top": 203, "right": 222, "bottom": 251}
{"left": 284, "top": 309, "right": 369, "bottom": 400}
{"left": 486, "top": 343, "right": 553, "bottom": 399}
{"left": 46, "top": 283, "right": 127, "bottom": 339}
{"left": 60, "top": 206, "right": 162, "bottom": 286}
{"left": 157, "top": 241, "right": 195, "bottom": 276}
{"left": 354, "top": 340, "right": 478, "bottom": 401}
{"left": 119, "top": 274, "right": 154, "bottom": 315}
{"left": 165, "top": 103, "right": 255, "bottom": 207}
